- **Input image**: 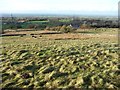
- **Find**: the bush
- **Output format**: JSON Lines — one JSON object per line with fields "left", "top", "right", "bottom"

{"left": 45, "top": 25, "right": 76, "bottom": 33}
{"left": 60, "top": 25, "right": 75, "bottom": 33}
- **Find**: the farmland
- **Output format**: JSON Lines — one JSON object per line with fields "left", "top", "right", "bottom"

{"left": 1, "top": 28, "right": 119, "bottom": 89}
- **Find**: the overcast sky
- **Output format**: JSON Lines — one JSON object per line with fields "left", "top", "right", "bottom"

{"left": 0, "top": 0, "right": 119, "bottom": 16}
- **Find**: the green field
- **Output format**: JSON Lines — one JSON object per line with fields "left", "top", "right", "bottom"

{"left": 1, "top": 28, "right": 119, "bottom": 89}
{"left": 29, "top": 21, "right": 49, "bottom": 23}
{"left": 59, "top": 19, "right": 72, "bottom": 22}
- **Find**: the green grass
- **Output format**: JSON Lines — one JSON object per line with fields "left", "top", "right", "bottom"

{"left": 29, "top": 21, "right": 49, "bottom": 23}
{"left": 59, "top": 19, "right": 72, "bottom": 22}
{"left": 1, "top": 28, "right": 119, "bottom": 89}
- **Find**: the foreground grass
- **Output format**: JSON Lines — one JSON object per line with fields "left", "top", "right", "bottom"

{"left": 1, "top": 29, "right": 119, "bottom": 89}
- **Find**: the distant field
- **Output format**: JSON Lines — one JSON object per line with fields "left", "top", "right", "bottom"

{"left": 1, "top": 28, "right": 119, "bottom": 89}
{"left": 59, "top": 19, "right": 72, "bottom": 22}
{"left": 29, "top": 20, "right": 49, "bottom": 23}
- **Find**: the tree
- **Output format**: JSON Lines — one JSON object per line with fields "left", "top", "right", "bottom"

{"left": 34, "top": 24, "right": 39, "bottom": 31}
{"left": 60, "top": 25, "right": 75, "bottom": 33}
{"left": 45, "top": 26, "right": 50, "bottom": 30}
{"left": 60, "top": 25, "right": 67, "bottom": 33}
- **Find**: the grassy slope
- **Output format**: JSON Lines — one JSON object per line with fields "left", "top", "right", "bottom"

{"left": 1, "top": 28, "right": 119, "bottom": 89}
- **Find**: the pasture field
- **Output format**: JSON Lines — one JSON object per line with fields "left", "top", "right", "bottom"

{"left": 59, "top": 19, "right": 72, "bottom": 22}
{"left": 1, "top": 28, "right": 119, "bottom": 89}
{"left": 29, "top": 21, "right": 49, "bottom": 23}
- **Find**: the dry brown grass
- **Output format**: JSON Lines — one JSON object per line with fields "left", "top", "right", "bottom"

{"left": 43, "top": 33, "right": 94, "bottom": 40}
{"left": 3, "top": 29, "right": 117, "bottom": 41}
{"left": 4, "top": 30, "right": 60, "bottom": 35}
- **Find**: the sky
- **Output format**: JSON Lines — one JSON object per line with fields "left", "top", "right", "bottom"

{"left": 0, "top": 0, "right": 119, "bottom": 16}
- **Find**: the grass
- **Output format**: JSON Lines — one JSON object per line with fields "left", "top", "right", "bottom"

{"left": 1, "top": 28, "right": 119, "bottom": 89}
{"left": 76, "top": 28, "right": 118, "bottom": 34}
{"left": 29, "top": 21, "right": 49, "bottom": 23}
{"left": 59, "top": 19, "right": 72, "bottom": 22}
